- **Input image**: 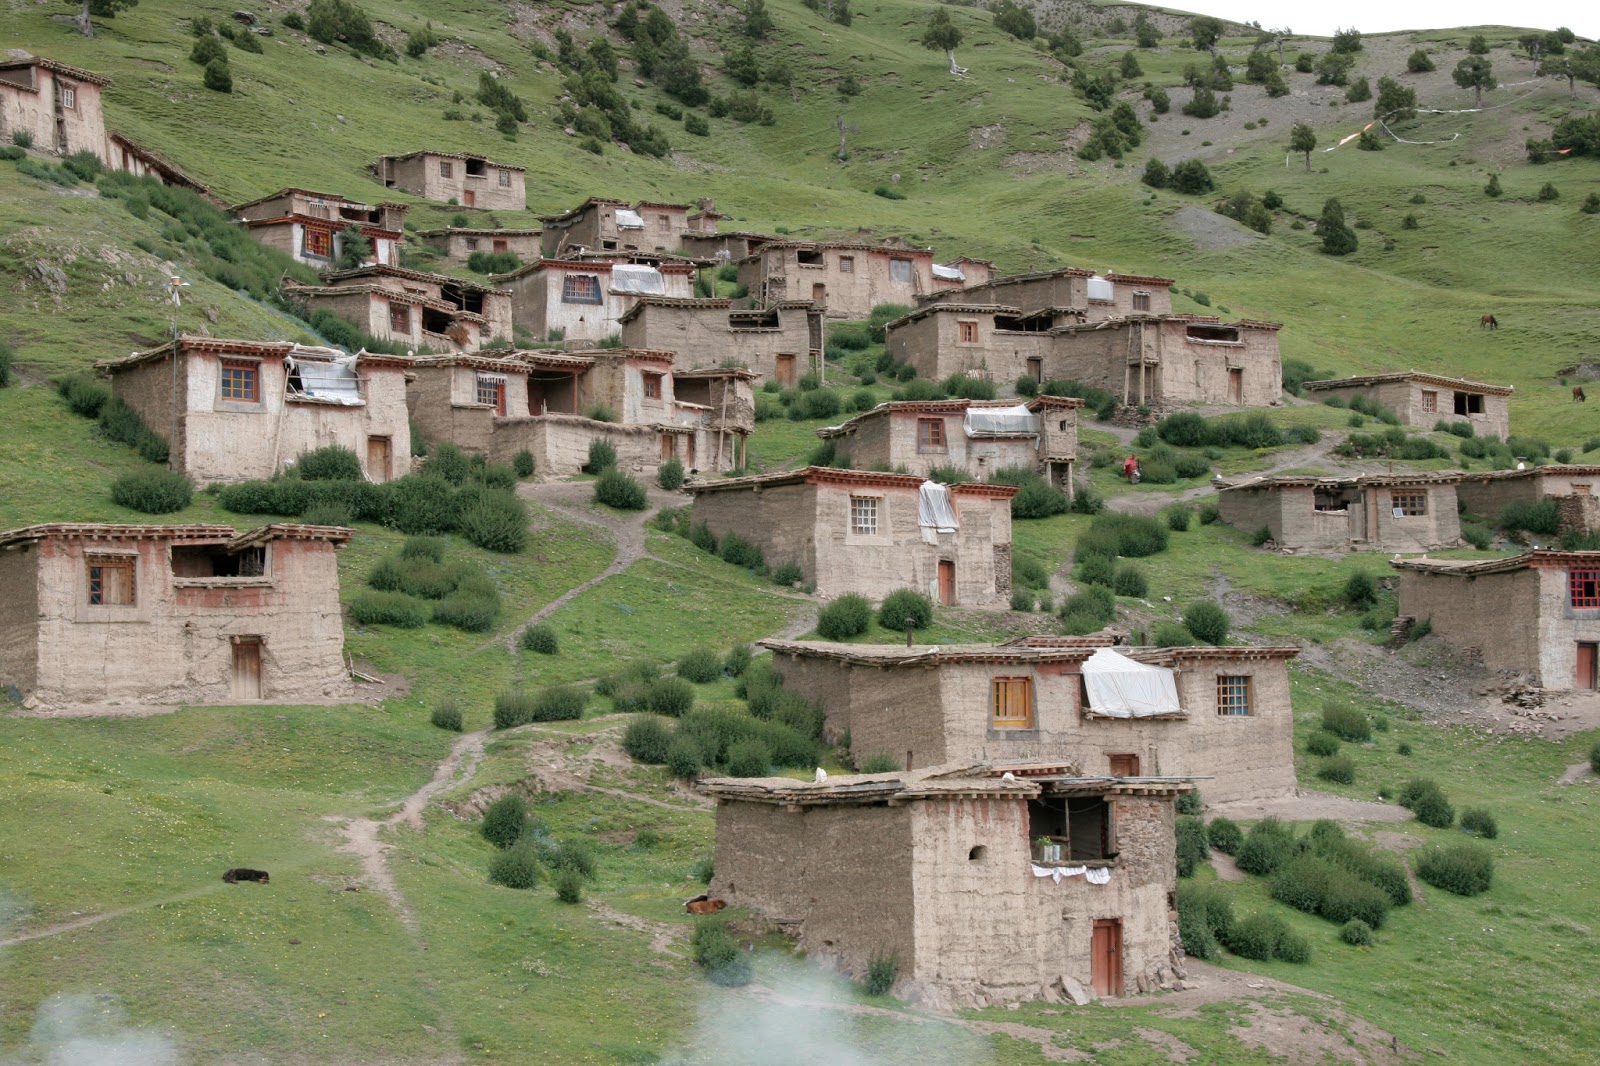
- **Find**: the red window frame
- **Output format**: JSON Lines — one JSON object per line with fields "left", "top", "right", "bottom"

{"left": 1570, "top": 569, "right": 1600, "bottom": 609}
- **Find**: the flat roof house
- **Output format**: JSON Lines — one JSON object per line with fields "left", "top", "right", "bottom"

{"left": 1217, "top": 474, "right": 1463, "bottom": 553}
{"left": 493, "top": 257, "right": 696, "bottom": 345}
{"left": 816, "top": 396, "right": 1082, "bottom": 487}
{"left": 1456, "top": 466, "right": 1600, "bottom": 536}
{"left": 283, "top": 265, "right": 512, "bottom": 354}
{"left": 1392, "top": 550, "right": 1600, "bottom": 689}
{"left": 738, "top": 241, "right": 982, "bottom": 320}
{"left": 539, "top": 196, "right": 716, "bottom": 257}
{"left": 618, "top": 296, "right": 824, "bottom": 386}
{"left": 918, "top": 268, "right": 1176, "bottom": 323}
{"left": 372, "top": 151, "right": 526, "bottom": 211}
{"left": 0, "top": 56, "right": 109, "bottom": 162}
{"left": 1302, "top": 372, "right": 1513, "bottom": 441}
{"left": 406, "top": 349, "right": 753, "bottom": 477}
{"left": 97, "top": 338, "right": 413, "bottom": 486}
{"left": 0, "top": 522, "right": 353, "bottom": 709}
{"left": 686, "top": 468, "right": 1017, "bottom": 605}
{"left": 703, "top": 762, "right": 1190, "bottom": 1008}
{"left": 761, "top": 638, "right": 1299, "bottom": 804}
{"left": 417, "top": 227, "right": 541, "bottom": 265}
{"left": 234, "top": 188, "right": 407, "bottom": 270}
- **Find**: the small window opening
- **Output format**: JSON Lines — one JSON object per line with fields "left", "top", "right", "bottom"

{"left": 172, "top": 544, "right": 265, "bottom": 578}
{"left": 797, "top": 249, "right": 824, "bottom": 266}
{"left": 1185, "top": 324, "right": 1241, "bottom": 343}
{"left": 1453, "top": 392, "right": 1486, "bottom": 415}
{"left": 465, "top": 158, "right": 487, "bottom": 177}
{"left": 968, "top": 845, "right": 987, "bottom": 862}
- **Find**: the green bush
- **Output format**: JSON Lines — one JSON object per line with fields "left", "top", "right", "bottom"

{"left": 646, "top": 677, "right": 696, "bottom": 717}
{"left": 385, "top": 476, "right": 458, "bottom": 535}
{"left": 433, "top": 588, "right": 501, "bottom": 632}
{"left": 1501, "top": 499, "right": 1560, "bottom": 536}
{"left": 552, "top": 866, "right": 584, "bottom": 903}
{"left": 1112, "top": 564, "right": 1148, "bottom": 598}
{"left": 460, "top": 491, "right": 528, "bottom": 553}
{"left": 1152, "top": 620, "right": 1197, "bottom": 646}
{"left": 1010, "top": 589, "right": 1036, "bottom": 611}
{"left": 1460, "top": 807, "right": 1498, "bottom": 839}
{"left": 488, "top": 843, "right": 541, "bottom": 889}
{"left": 1414, "top": 788, "right": 1456, "bottom": 829}
{"left": 1207, "top": 817, "right": 1243, "bottom": 855}
{"left": 1090, "top": 512, "right": 1169, "bottom": 557}
{"left": 521, "top": 623, "right": 559, "bottom": 654}
{"left": 492, "top": 691, "right": 538, "bottom": 729}
{"left": 623, "top": 715, "right": 674, "bottom": 763}
{"left": 658, "top": 457, "right": 686, "bottom": 490}
{"left": 348, "top": 590, "right": 430, "bottom": 627}
{"left": 1165, "top": 505, "right": 1192, "bottom": 532}
{"left": 1236, "top": 817, "right": 1298, "bottom": 876}
{"left": 1398, "top": 778, "right": 1441, "bottom": 809}
{"left": 666, "top": 737, "right": 704, "bottom": 779}
{"left": 512, "top": 450, "right": 536, "bottom": 478}
{"left": 97, "top": 398, "right": 168, "bottom": 462}
{"left": 481, "top": 795, "right": 529, "bottom": 849}
{"left": 1590, "top": 740, "right": 1600, "bottom": 774}
{"left": 1417, "top": 843, "right": 1494, "bottom": 896}
{"left": 1225, "top": 911, "right": 1288, "bottom": 961}
{"left": 724, "top": 738, "right": 773, "bottom": 777}
{"left": 532, "top": 685, "right": 587, "bottom": 721}
{"left": 293, "top": 445, "right": 362, "bottom": 481}
{"left": 1272, "top": 855, "right": 1390, "bottom": 928}
{"left": 585, "top": 438, "right": 618, "bottom": 473}
{"left": 1182, "top": 600, "right": 1229, "bottom": 644}
{"left": 1306, "top": 731, "right": 1341, "bottom": 757}
{"left": 723, "top": 644, "right": 752, "bottom": 677}
{"left": 595, "top": 468, "right": 648, "bottom": 510}
{"left": 1317, "top": 755, "right": 1356, "bottom": 784}
{"left": 817, "top": 593, "right": 873, "bottom": 640}
{"left": 878, "top": 588, "right": 934, "bottom": 631}
{"left": 677, "top": 648, "right": 724, "bottom": 683}
{"left": 430, "top": 701, "right": 464, "bottom": 732}
{"left": 1074, "top": 553, "right": 1115, "bottom": 587}
{"left": 1340, "top": 918, "right": 1375, "bottom": 946}
{"left": 1321, "top": 701, "right": 1372, "bottom": 742}
{"left": 109, "top": 469, "right": 193, "bottom": 514}
{"left": 771, "top": 561, "right": 803, "bottom": 586}
{"left": 1174, "top": 789, "right": 1203, "bottom": 816}
{"left": 718, "top": 532, "right": 765, "bottom": 570}
{"left": 691, "top": 918, "right": 752, "bottom": 986}
{"left": 1176, "top": 881, "right": 1233, "bottom": 960}
{"left": 1175, "top": 815, "right": 1210, "bottom": 877}
{"left": 857, "top": 753, "right": 901, "bottom": 774}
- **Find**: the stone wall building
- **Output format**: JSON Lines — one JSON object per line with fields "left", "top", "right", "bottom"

{"left": 371, "top": 151, "right": 526, "bottom": 211}
{"left": 97, "top": 337, "right": 413, "bottom": 486}
{"left": 816, "top": 396, "right": 1082, "bottom": 486}
{"left": 539, "top": 197, "right": 717, "bottom": 257}
{"left": 687, "top": 468, "right": 1017, "bottom": 605}
{"left": 919, "top": 268, "right": 1175, "bottom": 322}
{"left": 416, "top": 227, "right": 542, "bottom": 265}
{"left": 760, "top": 638, "right": 1299, "bottom": 804}
{"left": 1393, "top": 551, "right": 1600, "bottom": 689}
{"left": 1456, "top": 466, "right": 1600, "bottom": 535}
{"left": 406, "top": 349, "right": 752, "bottom": 476}
{"left": 234, "top": 189, "right": 407, "bottom": 270}
{"left": 1302, "top": 372, "right": 1513, "bottom": 441}
{"left": 618, "top": 297, "right": 824, "bottom": 385}
{"left": 0, "top": 522, "right": 353, "bottom": 709}
{"left": 494, "top": 258, "right": 696, "bottom": 344}
{"left": 283, "top": 265, "right": 512, "bottom": 354}
{"left": 0, "top": 56, "right": 109, "bottom": 162}
{"left": 737, "top": 241, "right": 984, "bottom": 320}
{"left": 1217, "top": 474, "right": 1463, "bottom": 552}
{"left": 703, "top": 762, "right": 1189, "bottom": 1008}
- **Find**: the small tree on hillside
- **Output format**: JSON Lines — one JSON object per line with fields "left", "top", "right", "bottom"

{"left": 922, "top": 9, "right": 966, "bottom": 75}
{"left": 68, "top": 0, "right": 137, "bottom": 36}
{"left": 1539, "top": 54, "right": 1582, "bottom": 98}
{"left": 1374, "top": 77, "right": 1418, "bottom": 120}
{"left": 1407, "top": 49, "right": 1436, "bottom": 72}
{"left": 1134, "top": 13, "right": 1160, "bottom": 49}
{"left": 742, "top": 0, "right": 773, "bottom": 38}
{"left": 993, "top": 0, "right": 1036, "bottom": 41}
{"left": 1331, "top": 26, "right": 1362, "bottom": 53}
{"left": 1120, "top": 51, "right": 1142, "bottom": 79}
{"left": 1289, "top": 122, "right": 1317, "bottom": 172}
{"left": 1189, "top": 16, "right": 1223, "bottom": 56}
{"left": 334, "top": 226, "right": 373, "bottom": 270}
{"left": 1467, "top": 34, "right": 1490, "bottom": 56}
{"left": 1318, "top": 198, "right": 1358, "bottom": 256}
{"left": 1453, "top": 55, "right": 1495, "bottom": 107}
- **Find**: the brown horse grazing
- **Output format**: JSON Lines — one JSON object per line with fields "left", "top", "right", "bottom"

{"left": 1480, "top": 313, "right": 1499, "bottom": 330}
{"left": 1575, "top": 386, "right": 1587, "bottom": 403}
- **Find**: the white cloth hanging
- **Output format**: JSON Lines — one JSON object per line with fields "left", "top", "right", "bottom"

{"left": 1080, "top": 647, "right": 1182, "bottom": 718}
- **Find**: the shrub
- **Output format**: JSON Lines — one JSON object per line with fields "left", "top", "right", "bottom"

{"left": 724, "top": 644, "right": 752, "bottom": 677}
{"left": 1176, "top": 882, "right": 1231, "bottom": 959}
{"left": 294, "top": 445, "right": 363, "bottom": 481}
{"left": 1225, "top": 911, "right": 1287, "bottom": 961}
{"left": 1460, "top": 807, "right": 1498, "bottom": 839}
{"left": 1059, "top": 585, "right": 1115, "bottom": 629}
{"left": 584, "top": 438, "right": 618, "bottom": 473}
{"left": 719, "top": 532, "right": 765, "bottom": 570}
{"left": 646, "top": 677, "right": 696, "bottom": 717}
{"left": 691, "top": 919, "right": 752, "bottom": 986}
{"left": 488, "top": 843, "right": 541, "bottom": 889}
{"left": 458, "top": 491, "right": 528, "bottom": 553}
{"left": 1174, "top": 789, "right": 1203, "bottom": 816}
{"left": 433, "top": 588, "right": 501, "bottom": 632}
{"left": 0, "top": 342, "right": 13, "bottom": 389}
{"left": 1341, "top": 918, "right": 1375, "bottom": 946}
{"left": 595, "top": 468, "right": 648, "bottom": 510}
{"left": 513, "top": 450, "right": 536, "bottom": 478}
{"left": 1165, "top": 506, "right": 1192, "bottom": 532}
{"left": 1591, "top": 740, "right": 1600, "bottom": 774}
{"left": 111, "top": 469, "right": 193, "bottom": 514}
{"left": 1091, "top": 512, "right": 1169, "bottom": 557}
{"left": 553, "top": 867, "right": 585, "bottom": 904}
{"left": 430, "top": 701, "right": 464, "bottom": 732}
{"left": 1417, "top": 843, "right": 1494, "bottom": 896}
{"left": 492, "top": 690, "right": 537, "bottom": 729}
{"left": 1343, "top": 571, "right": 1378, "bottom": 609}
{"left": 1175, "top": 815, "right": 1210, "bottom": 877}
{"left": 623, "top": 715, "right": 674, "bottom": 763}
{"left": 1501, "top": 499, "right": 1559, "bottom": 536}
{"left": 856, "top": 752, "right": 901, "bottom": 774}
{"left": 1414, "top": 787, "right": 1456, "bottom": 829}
{"left": 1321, "top": 701, "right": 1373, "bottom": 742}
{"left": 1112, "top": 564, "right": 1148, "bottom": 598}
{"left": 878, "top": 588, "right": 934, "bottom": 631}
{"left": 817, "top": 593, "right": 873, "bottom": 640}
{"left": 481, "top": 795, "right": 529, "bottom": 849}
{"left": 1207, "top": 816, "right": 1243, "bottom": 855}
{"left": 724, "top": 738, "right": 773, "bottom": 777}
{"left": 1306, "top": 731, "right": 1342, "bottom": 758}
{"left": 302, "top": 500, "right": 353, "bottom": 526}
{"left": 348, "top": 590, "right": 430, "bottom": 628}
{"left": 1236, "top": 817, "right": 1298, "bottom": 876}
{"left": 1183, "top": 600, "right": 1229, "bottom": 644}
{"left": 658, "top": 457, "right": 686, "bottom": 490}
{"left": 1010, "top": 589, "right": 1036, "bottom": 611}
{"left": 1317, "top": 755, "right": 1356, "bottom": 784}
{"left": 385, "top": 476, "right": 458, "bottom": 535}
{"left": 677, "top": 648, "right": 724, "bottom": 683}
{"left": 521, "top": 623, "right": 559, "bottom": 654}
{"left": 771, "top": 562, "right": 803, "bottom": 587}
{"left": 666, "top": 737, "right": 704, "bottom": 779}
{"left": 203, "top": 58, "right": 233, "bottom": 94}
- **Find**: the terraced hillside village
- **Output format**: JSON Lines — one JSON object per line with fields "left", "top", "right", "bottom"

{"left": 1, "top": 0, "right": 1599, "bottom": 1062}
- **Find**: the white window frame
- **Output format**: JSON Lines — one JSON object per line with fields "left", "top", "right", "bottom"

{"left": 849, "top": 495, "right": 880, "bottom": 537}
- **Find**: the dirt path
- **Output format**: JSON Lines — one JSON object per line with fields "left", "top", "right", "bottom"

{"left": 1373, "top": 831, "right": 1429, "bottom": 907}
{"left": 0, "top": 882, "right": 225, "bottom": 948}
{"left": 588, "top": 900, "right": 685, "bottom": 958}
{"left": 1559, "top": 761, "right": 1594, "bottom": 785}
{"left": 1104, "top": 429, "right": 1346, "bottom": 517}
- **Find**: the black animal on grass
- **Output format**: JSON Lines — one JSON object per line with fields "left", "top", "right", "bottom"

{"left": 222, "top": 868, "right": 270, "bottom": 884}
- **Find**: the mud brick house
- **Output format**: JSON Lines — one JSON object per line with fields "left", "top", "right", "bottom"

{"left": 1456, "top": 466, "right": 1600, "bottom": 535}
{"left": 678, "top": 228, "right": 780, "bottom": 264}
{"left": 1392, "top": 551, "right": 1600, "bottom": 689}
{"left": 0, "top": 522, "right": 353, "bottom": 709}
{"left": 407, "top": 349, "right": 752, "bottom": 476}
{"left": 106, "top": 131, "right": 220, "bottom": 204}
{"left": 416, "top": 227, "right": 542, "bottom": 264}
{"left": 933, "top": 256, "right": 996, "bottom": 291}
{"left": 737, "top": 241, "right": 985, "bottom": 320}
{"left": 1302, "top": 372, "right": 1513, "bottom": 441}
{"left": 234, "top": 189, "right": 406, "bottom": 270}
{"left": 0, "top": 56, "right": 109, "bottom": 161}
{"left": 887, "top": 304, "right": 1282, "bottom": 408}
{"left": 618, "top": 297, "right": 824, "bottom": 385}
{"left": 919, "top": 268, "right": 1175, "bottom": 322}
{"left": 686, "top": 468, "right": 1017, "bottom": 604}
{"left": 494, "top": 257, "right": 696, "bottom": 343}
{"left": 283, "top": 265, "right": 512, "bottom": 354}
{"left": 96, "top": 338, "right": 413, "bottom": 486}
{"left": 816, "top": 397, "right": 1082, "bottom": 486}
{"left": 702, "top": 761, "right": 1190, "bottom": 1008}
{"left": 1217, "top": 474, "right": 1463, "bottom": 552}
{"left": 371, "top": 151, "right": 526, "bottom": 210}
{"left": 760, "top": 638, "right": 1299, "bottom": 804}
{"left": 539, "top": 197, "right": 717, "bottom": 256}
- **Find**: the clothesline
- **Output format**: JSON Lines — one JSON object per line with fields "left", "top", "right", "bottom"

{"left": 1030, "top": 863, "right": 1112, "bottom": 885}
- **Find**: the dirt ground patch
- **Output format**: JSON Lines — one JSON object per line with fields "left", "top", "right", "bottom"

{"left": 1558, "top": 761, "right": 1594, "bottom": 785}
{"left": 1170, "top": 204, "right": 1264, "bottom": 250}
{"left": 1229, "top": 1002, "right": 1406, "bottom": 1066}
{"left": 1210, "top": 788, "right": 1409, "bottom": 825}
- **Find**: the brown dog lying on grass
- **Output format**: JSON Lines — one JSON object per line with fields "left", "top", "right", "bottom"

{"left": 222, "top": 868, "right": 270, "bottom": 884}
{"left": 684, "top": 893, "right": 726, "bottom": 915}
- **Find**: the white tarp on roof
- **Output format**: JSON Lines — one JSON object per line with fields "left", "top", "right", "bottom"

{"left": 1081, "top": 647, "right": 1181, "bottom": 718}
{"left": 918, "top": 480, "right": 959, "bottom": 546}
{"left": 610, "top": 264, "right": 666, "bottom": 295}
{"left": 1087, "top": 275, "right": 1114, "bottom": 302}
{"left": 932, "top": 263, "right": 965, "bottom": 281}
{"left": 287, "top": 350, "right": 363, "bottom": 405}
{"left": 615, "top": 208, "right": 646, "bottom": 230}
{"left": 964, "top": 404, "right": 1038, "bottom": 437}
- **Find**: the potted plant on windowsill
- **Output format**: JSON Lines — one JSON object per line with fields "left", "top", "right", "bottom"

{"left": 1033, "top": 836, "right": 1062, "bottom": 864}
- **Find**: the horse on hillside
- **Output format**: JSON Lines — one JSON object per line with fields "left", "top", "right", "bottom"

{"left": 1480, "top": 313, "right": 1499, "bottom": 330}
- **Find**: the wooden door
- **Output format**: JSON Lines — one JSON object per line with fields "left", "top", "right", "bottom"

{"left": 775, "top": 354, "right": 796, "bottom": 387}
{"left": 1027, "top": 356, "right": 1044, "bottom": 383}
{"left": 937, "top": 560, "right": 955, "bottom": 606}
{"left": 492, "top": 239, "right": 508, "bottom": 253}
{"left": 1227, "top": 368, "right": 1243, "bottom": 404}
{"left": 463, "top": 190, "right": 476, "bottom": 208}
{"left": 231, "top": 639, "right": 263, "bottom": 700}
{"left": 367, "top": 436, "right": 392, "bottom": 482}
{"left": 685, "top": 434, "right": 697, "bottom": 469}
{"left": 494, "top": 382, "right": 507, "bottom": 416}
{"left": 660, "top": 434, "right": 674, "bottom": 461}
{"left": 1109, "top": 753, "right": 1140, "bottom": 777}
{"left": 812, "top": 283, "right": 827, "bottom": 305}
{"left": 1578, "top": 642, "right": 1598, "bottom": 689}
{"left": 1090, "top": 919, "right": 1123, "bottom": 998}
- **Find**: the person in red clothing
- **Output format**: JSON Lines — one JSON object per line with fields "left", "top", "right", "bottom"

{"left": 1122, "top": 454, "right": 1140, "bottom": 482}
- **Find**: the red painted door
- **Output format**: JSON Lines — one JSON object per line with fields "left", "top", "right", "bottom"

{"left": 1578, "top": 642, "right": 1597, "bottom": 689}
{"left": 1091, "top": 919, "right": 1122, "bottom": 998}
{"left": 463, "top": 190, "right": 476, "bottom": 208}
{"left": 937, "top": 561, "right": 955, "bottom": 606}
